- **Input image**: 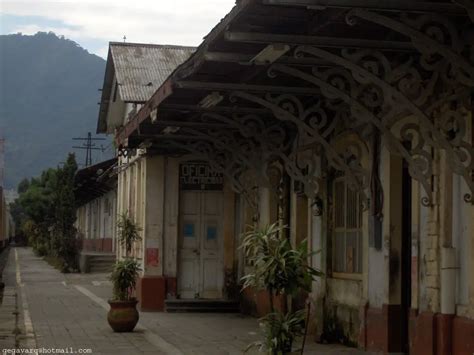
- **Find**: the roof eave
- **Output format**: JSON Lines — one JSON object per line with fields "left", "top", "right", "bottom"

{"left": 96, "top": 45, "right": 115, "bottom": 134}
{"left": 115, "top": 0, "right": 256, "bottom": 144}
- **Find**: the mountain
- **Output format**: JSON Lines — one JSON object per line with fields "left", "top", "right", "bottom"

{"left": 0, "top": 32, "right": 107, "bottom": 189}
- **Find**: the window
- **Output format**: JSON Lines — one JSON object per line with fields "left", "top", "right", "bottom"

{"left": 333, "top": 177, "right": 363, "bottom": 274}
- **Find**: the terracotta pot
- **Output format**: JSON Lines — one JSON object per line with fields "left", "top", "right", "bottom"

{"left": 107, "top": 299, "right": 139, "bottom": 332}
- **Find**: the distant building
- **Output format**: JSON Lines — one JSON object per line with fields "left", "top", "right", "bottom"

{"left": 74, "top": 158, "right": 117, "bottom": 272}
{"left": 97, "top": 42, "right": 195, "bottom": 309}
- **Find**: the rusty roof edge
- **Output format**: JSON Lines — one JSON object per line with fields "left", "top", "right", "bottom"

{"left": 115, "top": 79, "right": 175, "bottom": 146}
{"left": 115, "top": 0, "right": 256, "bottom": 144}
{"left": 109, "top": 41, "right": 197, "bottom": 50}
{"left": 75, "top": 158, "right": 118, "bottom": 183}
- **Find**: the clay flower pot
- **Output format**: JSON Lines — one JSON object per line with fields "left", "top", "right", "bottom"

{"left": 107, "top": 299, "right": 139, "bottom": 332}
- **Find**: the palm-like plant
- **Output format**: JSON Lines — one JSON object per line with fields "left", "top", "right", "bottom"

{"left": 117, "top": 212, "right": 142, "bottom": 257}
{"left": 241, "top": 223, "right": 322, "bottom": 354}
{"left": 241, "top": 223, "right": 321, "bottom": 306}
{"left": 110, "top": 258, "right": 141, "bottom": 301}
{"left": 248, "top": 310, "right": 306, "bottom": 354}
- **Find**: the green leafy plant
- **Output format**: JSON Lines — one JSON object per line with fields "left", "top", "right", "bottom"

{"left": 247, "top": 310, "right": 306, "bottom": 354}
{"left": 117, "top": 213, "right": 142, "bottom": 257}
{"left": 12, "top": 153, "right": 79, "bottom": 271}
{"left": 110, "top": 258, "right": 141, "bottom": 301}
{"left": 241, "top": 223, "right": 322, "bottom": 354}
{"left": 241, "top": 223, "right": 322, "bottom": 301}
{"left": 111, "top": 214, "right": 142, "bottom": 303}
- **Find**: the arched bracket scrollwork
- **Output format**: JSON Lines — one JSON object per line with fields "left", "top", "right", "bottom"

{"left": 230, "top": 90, "right": 371, "bottom": 205}
{"left": 346, "top": 9, "right": 474, "bottom": 87}
{"left": 287, "top": 45, "right": 474, "bottom": 204}
{"left": 167, "top": 117, "right": 304, "bottom": 214}
{"left": 331, "top": 131, "right": 372, "bottom": 210}
{"left": 117, "top": 146, "right": 136, "bottom": 158}
{"left": 187, "top": 114, "right": 300, "bottom": 196}
{"left": 267, "top": 63, "right": 434, "bottom": 205}
{"left": 179, "top": 126, "right": 269, "bottom": 185}
{"left": 201, "top": 109, "right": 326, "bottom": 202}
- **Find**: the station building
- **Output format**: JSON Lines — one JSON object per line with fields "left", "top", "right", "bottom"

{"left": 97, "top": 1, "right": 474, "bottom": 354}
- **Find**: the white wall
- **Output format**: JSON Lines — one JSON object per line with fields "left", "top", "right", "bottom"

{"left": 452, "top": 175, "right": 471, "bottom": 307}
{"left": 76, "top": 189, "right": 117, "bottom": 242}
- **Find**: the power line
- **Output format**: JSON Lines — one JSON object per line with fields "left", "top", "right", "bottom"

{"left": 72, "top": 132, "right": 106, "bottom": 167}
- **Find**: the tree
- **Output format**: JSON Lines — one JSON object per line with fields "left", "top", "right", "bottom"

{"left": 11, "top": 153, "right": 79, "bottom": 270}
{"left": 51, "top": 153, "right": 78, "bottom": 271}
{"left": 17, "top": 178, "right": 30, "bottom": 194}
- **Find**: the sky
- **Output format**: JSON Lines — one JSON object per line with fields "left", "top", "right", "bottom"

{"left": 0, "top": 0, "right": 236, "bottom": 58}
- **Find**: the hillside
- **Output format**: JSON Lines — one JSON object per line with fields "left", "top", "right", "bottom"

{"left": 0, "top": 32, "right": 107, "bottom": 188}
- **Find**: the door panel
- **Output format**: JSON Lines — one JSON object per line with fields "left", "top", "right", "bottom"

{"left": 202, "top": 258, "right": 219, "bottom": 298}
{"left": 178, "top": 190, "right": 224, "bottom": 299}
{"left": 178, "top": 191, "right": 200, "bottom": 298}
{"left": 200, "top": 192, "right": 223, "bottom": 298}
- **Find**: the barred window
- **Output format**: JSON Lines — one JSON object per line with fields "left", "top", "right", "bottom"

{"left": 333, "top": 177, "right": 363, "bottom": 274}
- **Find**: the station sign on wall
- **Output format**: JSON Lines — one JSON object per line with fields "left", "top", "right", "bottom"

{"left": 179, "top": 162, "right": 224, "bottom": 191}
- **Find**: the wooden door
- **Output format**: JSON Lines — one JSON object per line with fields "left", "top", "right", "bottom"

{"left": 199, "top": 191, "right": 223, "bottom": 298}
{"left": 178, "top": 190, "right": 224, "bottom": 299}
{"left": 178, "top": 191, "right": 201, "bottom": 298}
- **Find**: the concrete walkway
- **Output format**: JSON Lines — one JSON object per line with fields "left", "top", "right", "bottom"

{"left": 0, "top": 247, "right": 371, "bottom": 354}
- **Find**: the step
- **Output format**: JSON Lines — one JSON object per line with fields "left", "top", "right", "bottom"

{"left": 88, "top": 256, "right": 116, "bottom": 261}
{"left": 89, "top": 263, "right": 113, "bottom": 267}
{"left": 89, "top": 264, "right": 114, "bottom": 269}
{"left": 166, "top": 307, "right": 240, "bottom": 313}
{"left": 80, "top": 253, "right": 116, "bottom": 273}
{"left": 89, "top": 260, "right": 115, "bottom": 266}
{"left": 165, "top": 299, "right": 240, "bottom": 313}
{"left": 89, "top": 269, "right": 113, "bottom": 274}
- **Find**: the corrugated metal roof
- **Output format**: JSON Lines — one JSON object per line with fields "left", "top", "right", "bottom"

{"left": 110, "top": 42, "right": 195, "bottom": 102}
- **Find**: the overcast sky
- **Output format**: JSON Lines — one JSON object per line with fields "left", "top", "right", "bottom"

{"left": 0, "top": 0, "right": 236, "bottom": 58}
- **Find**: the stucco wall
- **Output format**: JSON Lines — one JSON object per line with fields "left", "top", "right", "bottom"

{"left": 76, "top": 189, "right": 117, "bottom": 252}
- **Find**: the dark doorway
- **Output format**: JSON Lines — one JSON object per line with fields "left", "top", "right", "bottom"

{"left": 401, "top": 158, "right": 412, "bottom": 353}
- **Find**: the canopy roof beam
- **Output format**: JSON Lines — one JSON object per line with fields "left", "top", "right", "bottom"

{"left": 225, "top": 31, "right": 414, "bottom": 51}
{"left": 176, "top": 80, "right": 321, "bottom": 96}
{"left": 160, "top": 103, "right": 269, "bottom": 115}
{"left": 262, "top": 0, "right": 468, "bottom": 15}
{"left": 145, "top": 120, "right": 230, "bottom": 129}
{"left": 203, "top": 51, "right": 332, "bottom": 66}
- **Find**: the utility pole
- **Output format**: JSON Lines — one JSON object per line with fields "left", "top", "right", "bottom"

{"left": 72, "top": 132, "right": 106, "bottom": 167}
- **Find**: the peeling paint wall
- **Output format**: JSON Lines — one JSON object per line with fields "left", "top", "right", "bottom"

{"left": 322, "top": 277, "right": 362, "bottom": 345}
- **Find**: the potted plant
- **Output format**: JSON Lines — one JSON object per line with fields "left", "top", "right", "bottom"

{"left": 241, "top": 223, "right": 322, "bottom": 354}
{"left": 107, "top": 213, "right": 142, "bottom": 332}
{"left": 108, "top": 258, "right": 141, "bottom": 332}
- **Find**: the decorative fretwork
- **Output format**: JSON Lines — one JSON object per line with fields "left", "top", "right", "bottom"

{"left": 346, "top": 10, "right": 474, "bottom": 87}
{"left": 163, "top": 113, "right": 326, "bottom": 210}
{"left": 230, "top": 91, "right": 371, "bottom": 203}
{"left": 201, "top": 111, "right": 325, "bottom": 200}
{"left": 268, "top": 41, "right": 474, "bottom": 204}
